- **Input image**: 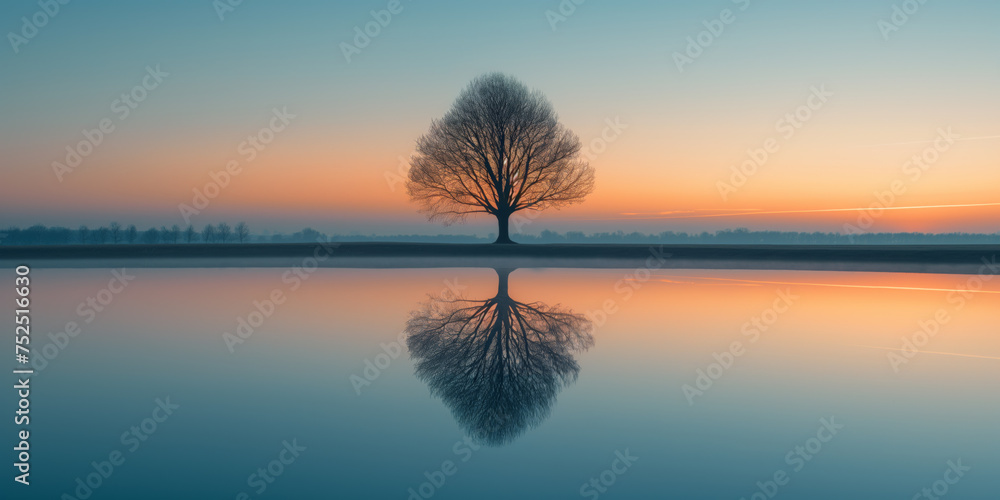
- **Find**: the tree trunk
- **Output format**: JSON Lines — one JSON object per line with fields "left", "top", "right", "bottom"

{"left": 494, "top": 212, "right": 515, "bottom": 244}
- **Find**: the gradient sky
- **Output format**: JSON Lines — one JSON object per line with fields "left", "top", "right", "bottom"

{"left": 2, "top": 0, "right": 998, "bottom": 236}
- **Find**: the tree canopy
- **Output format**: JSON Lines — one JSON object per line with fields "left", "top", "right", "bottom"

{"left": 407, "top": 73, "right": 595, "bottom": 243}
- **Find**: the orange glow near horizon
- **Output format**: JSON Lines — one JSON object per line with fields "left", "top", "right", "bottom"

{"left": 593, "top": 203, "right": 1000, "bottom": 222}
{"left": 29, "top": 268, "right": 1000, "bottom": 365}
{"left": 637, "top": 275, "right": 1000, "bottom": 295}
{"left": 4, "top": 100, "right": 999, "bottom": 233}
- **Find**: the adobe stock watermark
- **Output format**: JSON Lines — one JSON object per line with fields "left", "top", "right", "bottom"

{"left": 886, "top": 256, "right": 997, "bottom": 372}
{"left": 406, "top": 436, "right": 481, "bottom": 500}
{"left": 509, "top": 209, "right": 543, "bottom": 236}
{"left": 672, "top": 0, "right": 752, "bottom": 73}
{"left": 52, "top": 65, "right": 169, "bottom": 182}
{"left": 582, "top": 117, "right": 628, "bottom": 162}
{"left": 878, "top": 0, "right": 931, "bottom": 41}
{"left": 579, "top": 449, "right": 639, "bottom": 499}
{"left": 234, "top": 439, "right": 307, "bottom": 499}
{"left": 7, "top": 0, "right": 72, "bottom": 54}
{"left": 682, "top": 288, "right": 798, "bottom": 405}
{"left": 213, "top": 0, "right": 247, "bottom": 21}
{"left": 178, "top": 107, "right": 295, "bottom": 225}
{"left": 739, "top": 417, "right": 844, "bottom": 500}
{"left": 59, "top": 397, "right": 180, "bottom": 500}
{"left": 586, "top": 246, "right": 672, "bottom": 329}
{"left": 384, "top": 116, "right": 623, "bottom": 195}
{"left": 340, "top": 0, "right": 412, "bottom": 63}
{"left": 911, "top": 459, "right": 971, "bottom": 500}
{"left": 31, "top": 269, "right": 136, "bottom": 374}
{"left": 350, "top": 277, "right": 467, "bottom": 395}
{"left": 717, "top": 85, "right": 833, "bottom": 201}
{"left": 843, "top": 127, "right": 959, "bottom": 240}
{"left": 545, "top": 0, "right": 587, "bottom": 31}
{"left": 383, "top": 116, "right": 579, "bottom": 236}
{"left": 223, "top": 235, "right": 338, "bottom": 353}
{"left": 385, "top": 153, "right": 413, "bottom": 193}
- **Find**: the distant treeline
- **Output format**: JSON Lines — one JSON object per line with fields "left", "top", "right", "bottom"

{"left": 517, "top": 229, "right": 1000, "bottom": 245}
{"left": 0, "top": 223, "right": 257, "bottom": 245}
{"left": 2, "top": 225, "right": 998, "bottom": 246}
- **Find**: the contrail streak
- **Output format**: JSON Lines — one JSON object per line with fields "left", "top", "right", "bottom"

{"left": 850, "top": 344, "right": 1000, "bottom": 361}
{"left": 860, "top": 134, "right": 1000, "bottom": 148}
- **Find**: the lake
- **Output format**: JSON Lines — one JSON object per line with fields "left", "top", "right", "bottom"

{"left": 4, "top": 263, "right": 999, "bottom": 499}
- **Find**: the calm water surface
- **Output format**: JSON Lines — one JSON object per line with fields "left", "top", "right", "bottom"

{"left": 3, "top": 265, "right": 999, "bottom": 499}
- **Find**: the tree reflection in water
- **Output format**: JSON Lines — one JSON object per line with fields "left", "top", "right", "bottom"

{"left": 406, "top": 268, "right": 594, "bottom": 446}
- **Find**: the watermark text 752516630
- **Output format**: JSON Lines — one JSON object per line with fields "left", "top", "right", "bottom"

{"left": 13, "top": 265, "right": 33, "bottom": 486}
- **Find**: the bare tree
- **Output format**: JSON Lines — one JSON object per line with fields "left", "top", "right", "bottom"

{"left": 95, "top": 226, "right": 110, "bottom": 244}
{"left": 169, "top": 225, "right": 181, "bottom": 243}
{"left": 235, "top": 222, "right": 250, "bottom": 243}
{"left": 202, "top": 224, "right": 216, "bottom": 243}
{"left": 126, "top": 224, "right": 138, "bottom": 243}
{"left": 142, "top": 228, "right": 160, "bottom": 244}
{"left": 407, "top": 73, "right": 594, "bottom": 244}
{"left": 217, "top": 223, "right": 232, "bottom": 243}
{"left": 184, "top": 225, "right": 197, "bottom": 243}
{"left": 78, "top": 225, "right": 89, "bottom": 244}
{"left": 109, "top": 222, "right": 122, "bottom": 243}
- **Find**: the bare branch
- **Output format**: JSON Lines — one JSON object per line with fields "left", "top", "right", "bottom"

{"left": 407, "top": 73, "right": 595, "bottom": 235}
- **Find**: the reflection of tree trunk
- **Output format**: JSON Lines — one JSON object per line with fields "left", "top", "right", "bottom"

{"left": 495, "top": 268, "right": 512, "bottom": 296}
{"left": 494, "top": 212, "right": 514, "bottom": 244}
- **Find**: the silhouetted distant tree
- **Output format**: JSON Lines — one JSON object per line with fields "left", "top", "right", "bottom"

{"left": 142, "top": 228, "right": 160, "bottom": 244}
{"left": 291, "top": 228, "right": 323, "bottom": 242}
{"left": 202, "top": 224, "right": 216, "bottom": 243}
{"left": 78, "top": 225, "right": 89, "bottom": 244}
{"left": 235, "top": 222, "right": 250, "bottom": 243}
{"left": 167, "top": 225, "right": 181, "bottom": 243}
{"left": 184, "top": 225, "right": 197, "bottom": 243}
{"left": 126, "top": 224, "right": 138, "bottom": 243}
{"left": 217, "top": 223, "right": 232, "bottom": 243}
{"left": 95, "top": 226, "right": 109, "bottom": 244}
{"left": 407, "top": 73, "right": 594, "bottom": 244}
{"left": 109, "top": 222, "right": 122, "bottom": 243}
